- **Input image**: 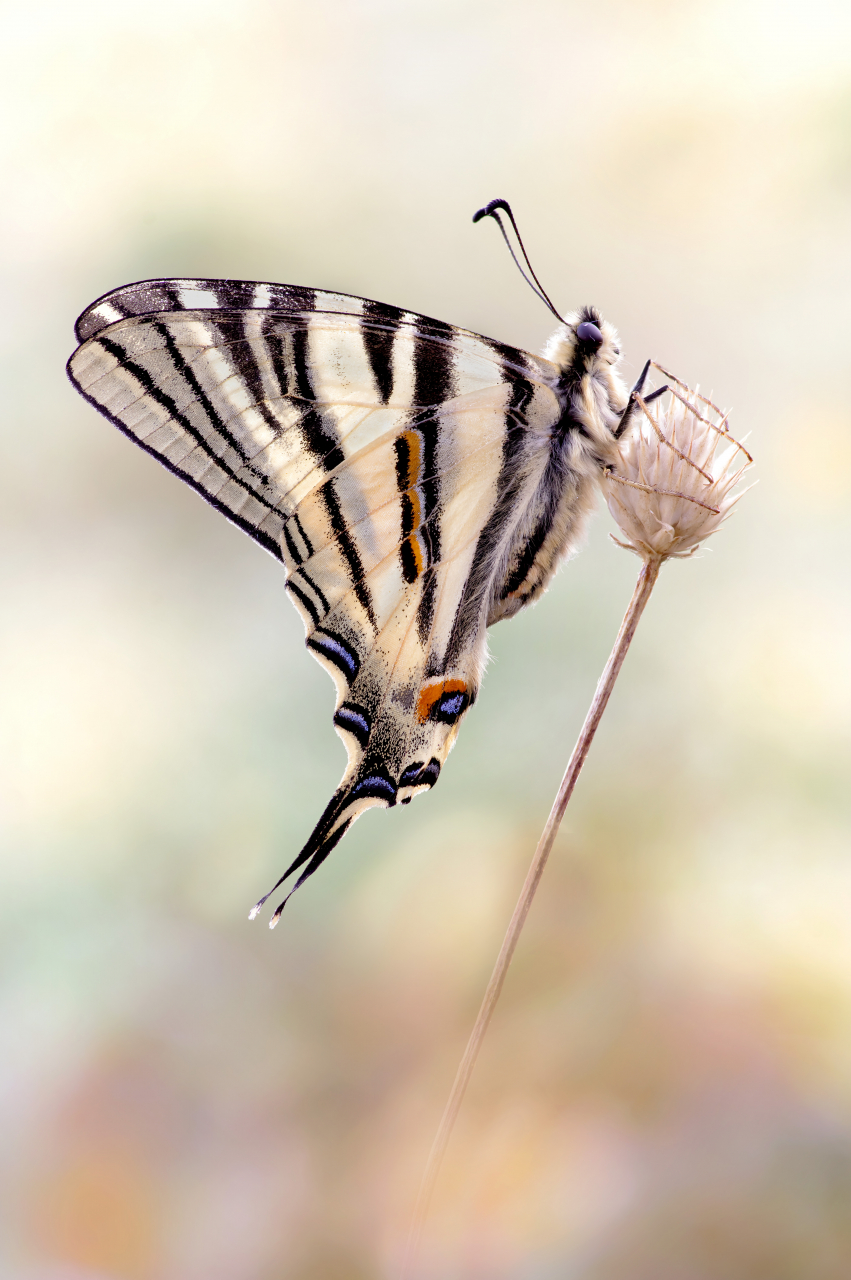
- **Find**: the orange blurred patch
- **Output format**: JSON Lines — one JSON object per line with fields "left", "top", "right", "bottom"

{"left": 31, "top": 1147, "right": 159, "bottom": 1278}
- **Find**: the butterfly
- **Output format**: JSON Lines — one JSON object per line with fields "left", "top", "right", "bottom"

{"left": 67, "top": 200, "right": 653, "bottom": 925}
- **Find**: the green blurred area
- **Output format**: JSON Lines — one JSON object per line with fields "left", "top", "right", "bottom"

{"left": 2, "top": 1, "right": 851, "bottom": 1276}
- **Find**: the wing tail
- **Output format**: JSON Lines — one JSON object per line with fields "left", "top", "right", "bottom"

{"left": 247, "top": 789, "right": 345, "bottom": 922}
{"left": 248, "top": 761, "right": 396, "bottom": 925}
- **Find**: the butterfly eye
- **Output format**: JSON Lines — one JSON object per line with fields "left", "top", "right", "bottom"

{"left": 576, "top": 321, "right": 603, "bottom": 345}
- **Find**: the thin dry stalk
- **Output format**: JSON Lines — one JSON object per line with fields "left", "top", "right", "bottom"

{"left": 402, "top": 557, "right": 662, "bottom": 1279}
{"left": 402, "top": 370, "right": 751, "bottom": 1277}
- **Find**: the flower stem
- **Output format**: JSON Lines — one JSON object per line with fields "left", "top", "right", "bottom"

{"left": 402, "top": 556, "right": 662, "bottom": 1278}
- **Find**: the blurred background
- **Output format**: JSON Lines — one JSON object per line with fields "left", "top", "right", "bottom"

{"left": 2, "top": 1, "right": 851, "bottom": 1276}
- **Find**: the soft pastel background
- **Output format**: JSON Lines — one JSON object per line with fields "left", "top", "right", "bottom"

{"left": 3, "top": 1, "right": 851, "bottom": 1277}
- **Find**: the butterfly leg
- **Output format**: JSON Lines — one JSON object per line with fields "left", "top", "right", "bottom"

{"left": 614, "top": 361, "right": 668, "bottom": 438}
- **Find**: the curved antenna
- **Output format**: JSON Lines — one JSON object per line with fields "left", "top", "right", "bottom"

{"left": 472, "top": 198, "right": 565, "bottom": 324}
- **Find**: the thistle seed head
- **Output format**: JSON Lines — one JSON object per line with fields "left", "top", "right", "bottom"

{"left": 603, "top": 364, "right": 753, "bottom": 563}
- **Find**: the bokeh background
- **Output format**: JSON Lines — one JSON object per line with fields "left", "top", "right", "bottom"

{"left": 3, "top": 1, "right": 851, "bottom": 1277}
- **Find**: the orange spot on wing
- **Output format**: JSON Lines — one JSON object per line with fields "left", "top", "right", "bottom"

{"left": 403, "top": 533, "right": 424, "bottom": 579}
{"left": 407, "top": 486, "right": 422, "bottom": 528}
{"left": 416, "top": 678, "right": 468, "bottom": 724}
{"left": 401, "top": 429, "right": 422, "bottom": 489}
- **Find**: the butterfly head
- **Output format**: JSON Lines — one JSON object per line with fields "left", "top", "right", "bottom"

{"left": 542, "top": 306, "right": 620, "bottom": 375}
{"left": 542, "top": 307, "right": 628, "bottom": 446}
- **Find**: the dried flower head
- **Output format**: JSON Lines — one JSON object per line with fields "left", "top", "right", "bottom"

{"left": 603, "top": 364, "right": 753, "bottom": 562}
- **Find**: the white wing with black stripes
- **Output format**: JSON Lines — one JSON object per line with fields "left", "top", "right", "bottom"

{"left": 68, "top": 276, "right": 628, "bottom": 922}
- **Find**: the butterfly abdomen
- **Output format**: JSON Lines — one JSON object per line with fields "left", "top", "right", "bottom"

{"left": 486, "top": 436, "right": 599, "bottom": 623}
{"left": 486, "top": 312, "right": 628, "bottom": 623}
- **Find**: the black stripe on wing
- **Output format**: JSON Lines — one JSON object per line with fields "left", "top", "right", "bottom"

{"left": 361, "top": 298, "right": 396, "bottom": 403}
{"left": 411, "top": 317, "right": 454, "bottom": 644}
{"left": 288, "top": 324, "right": 377, "bottom": 630}
{"left": 286, "top": 569, "right": 329, "bottom": 626}
{"left": 151, "top": 321, "right": 278, "bottom": 487}
{"left": 443, "top": 369, "right": 538, "bottom": 667}
{"left": 67, "top": 336, "right": 286, "bottom": 562}
{"left": 282, "top": 512, "right": 315, "bottom": 572}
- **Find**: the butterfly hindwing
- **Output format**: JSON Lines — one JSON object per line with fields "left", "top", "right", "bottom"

{"left": 68, "top": 278, "right": 572, "bottom": 916}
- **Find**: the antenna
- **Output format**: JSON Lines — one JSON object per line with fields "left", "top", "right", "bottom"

{"left": 472, "top": 198, "right": 565, "bottom": 324}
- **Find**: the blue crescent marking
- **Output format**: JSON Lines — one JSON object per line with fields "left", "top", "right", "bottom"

{"left": 336, "top": 707, "right": 370, "bottom": 736}
{"left": 311, "top": 632, "right": 358, "bottom": 677}
{"left": 351, "top": 775, "right": 396, "bottom": 801}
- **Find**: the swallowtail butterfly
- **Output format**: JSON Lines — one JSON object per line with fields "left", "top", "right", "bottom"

{"left": 67, "top": 201, "right": 652, "bottom": 924}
